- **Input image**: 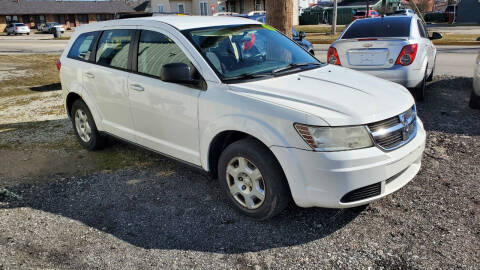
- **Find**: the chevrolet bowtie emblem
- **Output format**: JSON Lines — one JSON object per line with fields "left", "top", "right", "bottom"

{"left": 363, "top": 43, "right": 373, "bottom": 48}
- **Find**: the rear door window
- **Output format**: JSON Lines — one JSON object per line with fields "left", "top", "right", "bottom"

{"left": 342, "top": 18, "right": 411, "bottom": 39}
{"left": 67, "top": 31, "right": 99, "bottom": 61}
{"left": 95, "top": 29, "right": 134, "bottom": 70}
{"left": 417, "top": 20, "right": 427, "bottom": 38}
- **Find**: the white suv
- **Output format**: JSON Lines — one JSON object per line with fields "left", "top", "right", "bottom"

{"left": 59, "top": 16, "right": 426, "bottom": 219}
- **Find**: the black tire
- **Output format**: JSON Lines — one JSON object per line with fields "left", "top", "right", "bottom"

{"left": 218, "top": 138, "right": 291, "bottom": 220}
{"left": 71, "top": 99, "right": 106, "bottom": 151}
{"left": 412, "top": 67, "right": 427, "bottom": 102}
{"left": 469, "top": 89, "right": 480, "bottom": 109}
{"left": 427, "top": 64, "right": 434, "bottom": 82}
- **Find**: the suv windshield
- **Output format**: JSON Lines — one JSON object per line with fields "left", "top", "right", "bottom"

{"left": 183, "top": 24, "right": 321, "bottom": 82}
{"left": 342, "top": 17, "right": 411, "bottom": 39}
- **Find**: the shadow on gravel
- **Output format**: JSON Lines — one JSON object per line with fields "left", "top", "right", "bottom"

{"left": 0, "top": 167, "right": 362, "bottom": 253}
{"left": 418, "top": 76, "right": 480, "bottom": 136}
{"left": 30, "top": 83, "right": 62, "bottom": 92}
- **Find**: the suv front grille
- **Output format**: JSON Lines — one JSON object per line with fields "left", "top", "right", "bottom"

{"left": 367, "top": 106, "right": 417, "bottom": 151}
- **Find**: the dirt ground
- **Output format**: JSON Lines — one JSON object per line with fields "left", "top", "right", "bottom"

{"left": 0, "top": 55, "right": 479, "bottom": 269}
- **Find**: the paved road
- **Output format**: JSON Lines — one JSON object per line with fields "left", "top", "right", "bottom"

{"left": 0, "top": 37, "right": 477, "bottom": 77}
{"left": 314, "top": 44, "right": 479, "bottom": 77}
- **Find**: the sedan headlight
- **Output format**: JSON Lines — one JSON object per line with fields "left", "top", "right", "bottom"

{"left": 294, "top": 123, "right": 373, "bottom": 151}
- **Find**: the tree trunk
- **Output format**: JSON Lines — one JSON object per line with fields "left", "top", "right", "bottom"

{"left": 266, "top": 0, "right": 293, "bottom": 38}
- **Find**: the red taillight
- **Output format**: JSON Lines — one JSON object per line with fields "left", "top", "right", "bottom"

{"left": 15, "top": 27, "right": 18, "bottom": 30}
{"left": 327, "top": 47, "right": 341, "bottom": 65}
{"left": 56, "top": 59, "right": 61, "bottom": 71}
{"left": 395, "top": 44, "right": 418, "bottom": 66}
{"left": 358, "top": 38, "right": 377, "bottom": 41}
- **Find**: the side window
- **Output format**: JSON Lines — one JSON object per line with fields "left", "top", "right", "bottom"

{"left": 137, "top": 30, "right": 192, "bottom": 79}
{"left": 417, "top": 20, "right": 427, "bottom": 38}
{"left": 67, "top": 31, "right": 99, "bottom": 61}
{"left": 96, "top": 29, "right": 134, "bottom": 70}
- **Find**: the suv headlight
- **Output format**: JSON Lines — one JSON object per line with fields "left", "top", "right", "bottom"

{"left": 294, "top": 123, "right": 373, "bottom": 151}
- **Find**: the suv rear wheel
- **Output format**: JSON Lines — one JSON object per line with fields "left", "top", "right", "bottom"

{"left": 217, "top": 138, "right": 291, "bottom": 219}
{"left": 71, "top": 99, "right": 106, "bottom": 150}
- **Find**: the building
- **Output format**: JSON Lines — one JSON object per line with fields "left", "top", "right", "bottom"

{"left": 150, "top": 0, "right": 227, "bottom": 15}
{"left": 0, "top": 0, "right": 134, "bottom": 31}
{"left": 456, "top": 0, "right": 480, "bottom": 23}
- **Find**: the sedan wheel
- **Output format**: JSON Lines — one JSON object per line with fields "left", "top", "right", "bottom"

{"left": 226, "top": 157, "right": 266, "bottom": 210}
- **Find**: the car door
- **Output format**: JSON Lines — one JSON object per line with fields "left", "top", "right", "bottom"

{"left": 127, "top": 29, "right": 202, "bottom": 165}
{"left": 83, "top": 28, "right": 137, "bottom": 142}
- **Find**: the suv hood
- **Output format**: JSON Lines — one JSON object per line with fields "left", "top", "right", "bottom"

{"left": 228, "top": 65, "right": 414, "bottom": 126}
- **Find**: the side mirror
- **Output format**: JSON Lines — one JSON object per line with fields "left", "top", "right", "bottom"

{"left": 162, "top": 63, "right": 198, "bottom": 85}
{"left": 299, "top": 31, "right": 306, "bottom": 39}
{"left": 429, "top": 32, "right": 443, "bottom": 40}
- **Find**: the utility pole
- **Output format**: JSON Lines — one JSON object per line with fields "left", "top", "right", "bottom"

{"left": 266, "top": 0, "right": 294, "bottom": 38}
{"left": 332, "top": 0, "right": 337, "bottom": 34}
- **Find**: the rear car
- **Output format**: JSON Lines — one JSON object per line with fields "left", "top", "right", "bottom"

{"left": 328, "top": 15, "right": 442, "bottom": 100}
{"left": 353, "top": 10, "right": 381, "bottom": 20}
{"left": 391, "top": 9, "right": 415, "bottom": 16}
{"left": 41, "top": 22, "right": 65, "bottom": 33}
{"left": 6, "top": 23, "right": 30, "bottom": 35}
{"left": 470, "top": 54, "right": 480, "bottom": 109}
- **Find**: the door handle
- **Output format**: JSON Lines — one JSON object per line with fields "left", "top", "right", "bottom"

{"left": 85, "top": 72, "right": 95, "bottom": 79}
{"left": 129, "top": 84, "right": 144, "bottom": 92}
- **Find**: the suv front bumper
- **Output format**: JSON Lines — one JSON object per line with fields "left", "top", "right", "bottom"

{"left": 271, "top": 118, "right": 426, "bottom": 208}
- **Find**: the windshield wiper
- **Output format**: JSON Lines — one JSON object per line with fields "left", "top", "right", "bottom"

{"left": 223, "top": 72, "right": 273, "bottom": 82}
{"left": 271, "top": 62, "right": 322, "bottom": 74}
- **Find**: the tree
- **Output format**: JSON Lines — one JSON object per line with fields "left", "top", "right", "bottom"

{"left": 266, "top": 0, "right": 294, "bottom": 38}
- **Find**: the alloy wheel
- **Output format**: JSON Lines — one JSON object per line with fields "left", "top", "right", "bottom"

{"left": 226, "top": 157, "right": 266, "bottom": 210}
{"left": 75, "top": 109, "right": 92, "bottom": 143}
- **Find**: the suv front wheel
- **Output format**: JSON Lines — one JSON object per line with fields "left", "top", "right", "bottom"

{"left": 217, "top": 138, "right": 291, "bottom": 219}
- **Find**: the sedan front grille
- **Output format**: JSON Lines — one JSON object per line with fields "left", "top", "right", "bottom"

{"left": 367, "top": 106, "right": 417, "bottom": 151}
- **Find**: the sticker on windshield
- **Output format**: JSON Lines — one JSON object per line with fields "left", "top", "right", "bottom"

{"left": 262, "top": 24, "right": 276, "bottom": 31}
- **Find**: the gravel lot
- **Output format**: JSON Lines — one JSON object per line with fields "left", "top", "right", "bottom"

{"left": 0, "top": 75, "right": 479, "bottom": 269}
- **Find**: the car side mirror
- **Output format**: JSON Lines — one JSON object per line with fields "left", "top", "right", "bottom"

{"left": 162, "top": 63, "right": 193, "bottom": 83}
{"left": 299, "top": 31, "right": 306, "bottom": 40}
{"left": 162, "top": 63, "right": 197, "bottom": 85}
{"left": 429, "top": 32, "right": 442, "bottom": 40}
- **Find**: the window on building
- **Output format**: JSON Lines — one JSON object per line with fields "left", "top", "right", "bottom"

{"left": 96, "top": 29, "right": 134, "bottom": 70}
{"left": 77, "top": 14, "right": 89, "bottom": 24}
{"left": 178, "top": 3, "right": 185, "bottom": 14}
{"left": 67, "top": 31, "right": 99, "bottom": 61}
{"left": 54, "top": 15, "right": 66, "bottom": 24}
{"left": 200, "top": 2, "right": 208, "bottom": 16}
{"left": 39, "top": 15, "right": 45, "bottom": 23}
{"left": 158, "top": 4, "right": 164, "bottom": 13}
{"left": 255, "top": 0, "right": 262, "bottom": 11}
{"left": 96, "top": 14, "right": 108, "bottom": 21}
{"left": 137, "top": 30, "right": 192, "bottom": 79}
{"left": 6, "top": 15, "right": 19, "bottom": 23}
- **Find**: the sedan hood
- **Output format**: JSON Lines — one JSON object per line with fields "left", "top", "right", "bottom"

{"left": 228, "top": 65, "right": 414, "bottom": 126}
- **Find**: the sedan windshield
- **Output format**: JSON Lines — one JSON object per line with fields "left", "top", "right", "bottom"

{"left": 183, "top": 24, "right": 321, "bottom": 82}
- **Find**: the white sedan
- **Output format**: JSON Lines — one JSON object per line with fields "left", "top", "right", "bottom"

{"left": 328, "top": 15, "right": 442, "bottom": 101}
{"left": 470, "top": 54, "right": 480, "bottom": 109}
{"left": 6, "top": 23, "right": 30, "bottom": 35}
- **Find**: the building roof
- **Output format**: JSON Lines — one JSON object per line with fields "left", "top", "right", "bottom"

{"left": 0, "top": 0, "right": 135, "bottom": 15}
{"left": 126, "top": 15, "right": 262, "bottom": 30}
